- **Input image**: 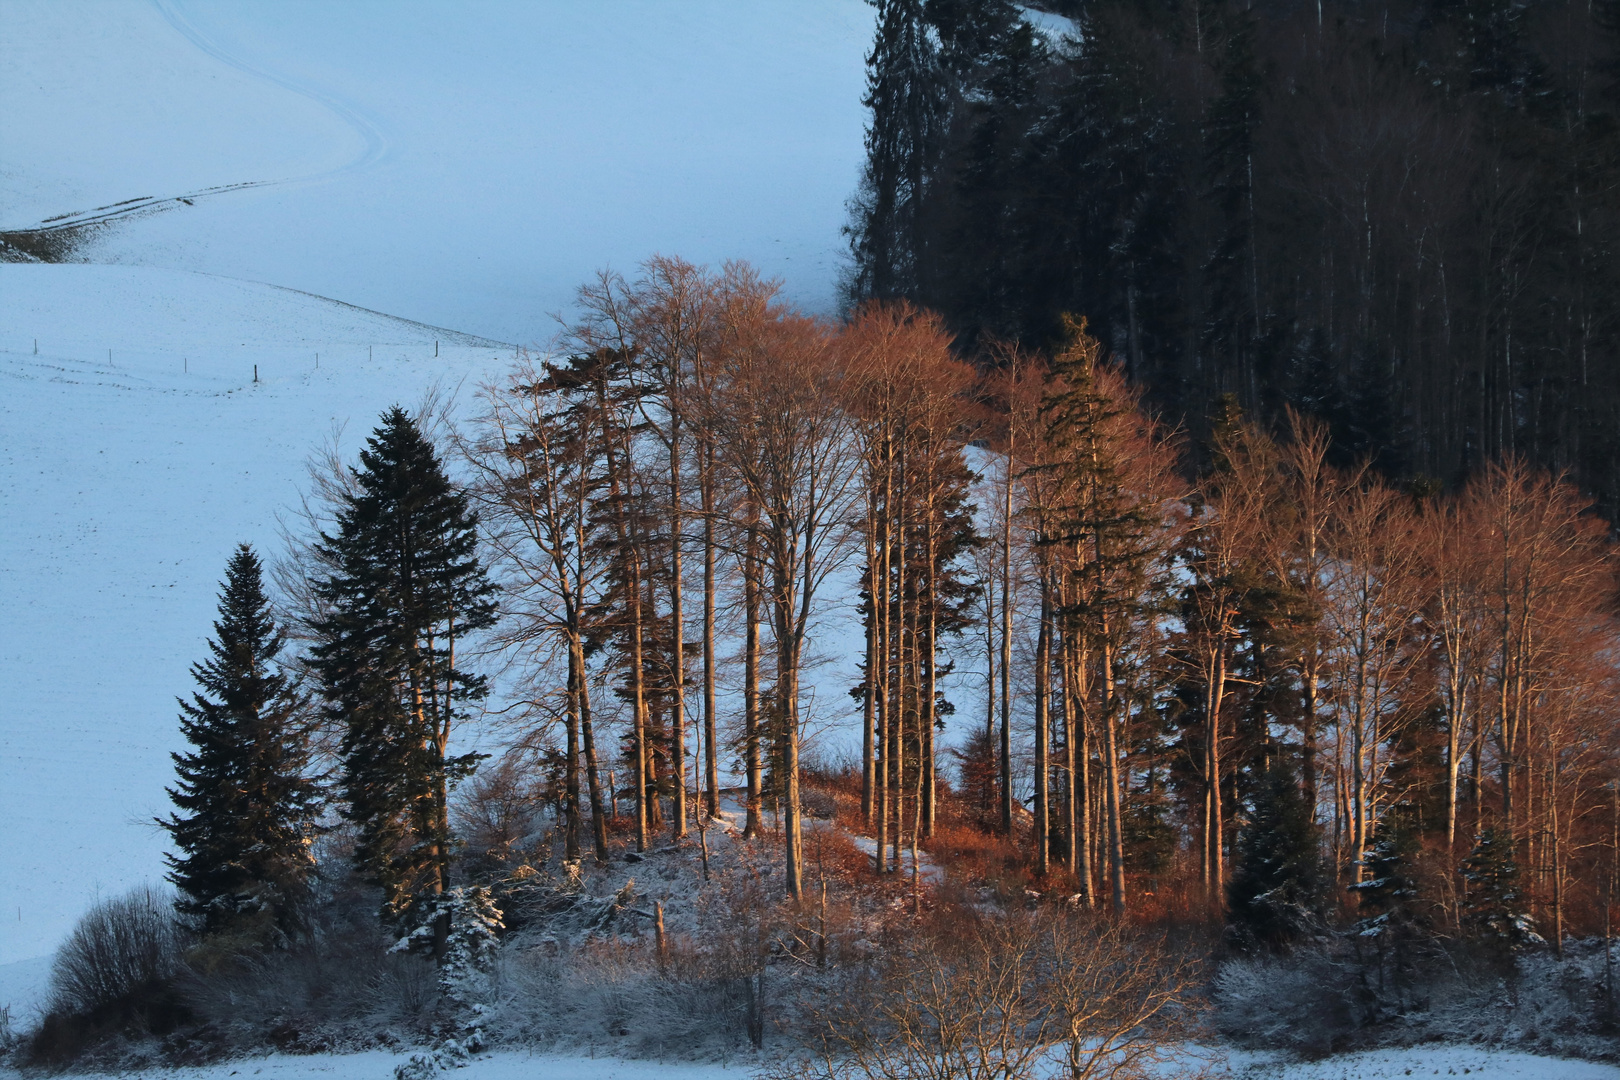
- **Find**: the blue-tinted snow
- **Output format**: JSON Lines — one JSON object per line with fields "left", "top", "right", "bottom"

{"left": 0, "top": 1, "right": 874, "bottom": 342}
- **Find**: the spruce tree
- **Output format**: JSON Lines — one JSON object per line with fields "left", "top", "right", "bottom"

{"left": 1349, "top": 812, "right": 1433, "bottom": 1000}
{"left": 1227, "top": 759, "right": 1323, "bottom": 949}
{"left": 1350, "top": 814, "right": 1423, "bottom": 937}
{"left": 846, "top": 0, "right": 944, "bottom": 303}
{"left": 309, "top": 407, "right": 496, "bottom": 957}
{"left": 1460, "top": 827, "right": 1543, "bottom": 949}
{"left": 161, "top": 544, "right": 320, "bottom": 941}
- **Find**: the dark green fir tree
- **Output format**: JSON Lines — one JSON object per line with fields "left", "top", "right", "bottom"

{"left": 1460, "top": 827, "right": 1544, "bottom": 949}
{"left": 1227, "top": 758, "right": 1323, "bottom": 949}
{"left": 161, "top": 544, "right": 320, "bottom": 942}
{"left": 1348, "top": 811, "right": 1435, "bottom": 1002}
{"left": 845, "top": 0, "right": 944, "bottom": 303}
{"left": 1350, "top": 812, "right": 1424, "bottom": 937}
{"left": 309, "top": 407, "right": 496, "bottom": 960}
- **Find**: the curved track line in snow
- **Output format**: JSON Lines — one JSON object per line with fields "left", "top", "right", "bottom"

{"left": 152, "top": 0, "right": 389, "bottom": 181}
{"left": 0, "top": 2, "right": 388, "bottom": 248}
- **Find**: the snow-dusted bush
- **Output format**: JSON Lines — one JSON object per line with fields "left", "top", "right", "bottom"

{"left": 1213, "top": 947, "right": 1361, "bottom": 1055}
{"left": 774, "top": 909, "right": 1204, "bottom": 1080}
{"left": 180, "top": 922, "right": 439, "bottom": 1046}
{"left": 175, "top": 848, "right": 441, "bottom": 1051}
{"left": 487, "top": 856, "right": 791, "bottom": 1060}
{"left": 495, "top": 921, "right": 770, "bottom": 1058}
{"left": 1215, "top": 937, "right": 1620, "bottom": 1061}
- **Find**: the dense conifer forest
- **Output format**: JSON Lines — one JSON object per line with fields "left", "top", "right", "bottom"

{"left": 847, "top": 0, "right": 1620, "bottom": 517}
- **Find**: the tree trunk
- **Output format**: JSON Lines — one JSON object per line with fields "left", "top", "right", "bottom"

{"left": 563, "top": 662, "right": 582, "bottom": 862}
{"left": 743, "top": 525, "right": 763, "bottom": 840}
{"left": 574, "top": 634, "right": 610, "bottom": 861}
{"left": 862, "top": 504, "right": 878, "bottom": 827}
{"left": 1207, "top": 643, "right": 1228, "bottom": 912}
{"left": 922, "top": 502, "right": 938, "bottom": 840}
{"left": 999, "top": 453, "right": 1014, "bottom": 836}
{"left": 1034, "top": 577, "right": 1052, "bottom": 877}
{"left": 779, "top": 594, "right": 805, "bottom": 900}
{"left": 1101, "top": 629, "right": 1127, "bottom": 917}
{"left": 669, "top": 425, "right": 687, "bottom": 839}
{"left": 702, "top": 445, "right": 720, "bottom": 818}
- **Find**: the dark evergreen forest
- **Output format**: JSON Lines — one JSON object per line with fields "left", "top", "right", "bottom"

{"left": 847, "top": 0, "right": 1620, "bottom": 516}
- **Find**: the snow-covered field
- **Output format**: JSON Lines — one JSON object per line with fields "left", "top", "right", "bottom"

{"left": 0, "top": 262, "right": 515, "bottom": 974}
{"left": 0, "top": 1045, "right": 1613, "bottom": 1080}
{"left": 0, "top": 0, "right": 874, "bottom": 343}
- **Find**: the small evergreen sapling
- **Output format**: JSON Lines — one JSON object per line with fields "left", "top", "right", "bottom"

{"left": 1227, "top": 759, "right": 1323, "bottom": 949}
{"left": 160, "top": 544, "right": 320, "bottom": 940}
{"left": 1349, "top": 812, "right": 1435, "bottom": 1005}
{"left": 1460, "top": 827, "right": 1544, "bottom": 949}
{"left": 392, "top": 886, "right": 504, "bottom": 1080}
{"left": 1349, "top": 813, "right": 1424, "bottom": 940}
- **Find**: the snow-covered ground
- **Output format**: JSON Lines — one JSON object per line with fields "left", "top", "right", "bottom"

{"left": 1229, "top": 1045, "right": 1620, "bottom": 1079}
{"left": 0, "top": 0, "right": 875, "bottom": 343}
{"left": 0, "top": 1044, "right": 1612, "bottom": 1080}
{"left": 0, "top": 1050, "right": 748, "bottom": 1079}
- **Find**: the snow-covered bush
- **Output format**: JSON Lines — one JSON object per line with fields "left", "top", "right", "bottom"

{"left": 1214, "top": 947, "right": 1361, "bottom": 1055}
{"left": 774, "top": 909, "right": 1203, "bottom": 1080}
{"left": 495, "top": 925, "right": 770, "bottom": 1058}
{"left": 180, "top": 921, "right": 438, "bottom": 1046}
{"left": 176, "top": 853, "right": 441, "bottom": 1052}
{"left": 1215, "top": 937, "right": 1620, "bottom": 1061}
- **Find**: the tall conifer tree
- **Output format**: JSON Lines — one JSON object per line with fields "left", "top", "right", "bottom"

{"left": 846, "top": 0, "right": 944, "bottom": 303}
{"left": 162, "top": 544, "right": 320, "bottom": 940}
{"left": 309, "top": 408, "right": 496, "bottom": 957}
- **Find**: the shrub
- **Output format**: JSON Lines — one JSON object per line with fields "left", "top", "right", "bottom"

{"left": 47, "top": 885, "right": 185, "bottom": 1016}
{"left": 26, "top": 885, "right": 190, "bottom": 1066}
{"left": 1214, "top": 936, "right": 1620, "bottom": 1061}
{"left": 778, "top": 907, "right": 1204, "bottom": 1080}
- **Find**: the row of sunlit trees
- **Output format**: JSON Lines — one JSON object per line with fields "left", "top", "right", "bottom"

{"left": 463, "top": 257, "right": 1619, "bottom": 940}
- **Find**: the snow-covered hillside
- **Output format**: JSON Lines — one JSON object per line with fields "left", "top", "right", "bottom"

{"left": 0, "top": 0, "right": 874, "bottom": 343}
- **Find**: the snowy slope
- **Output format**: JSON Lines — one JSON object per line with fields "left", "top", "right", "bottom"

{"left": 0, "top": 259, "right": 879, "bottom": 999}
{"left": 0, "top": 263, "right": 514, "bottom": 977}
{"left": 0, "top": 0, "right": 874, "bottom": 342}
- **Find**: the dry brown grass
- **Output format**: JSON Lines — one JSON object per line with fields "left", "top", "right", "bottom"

{"left": 922, "top": 818, "right": 1035, "bottom": 899}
